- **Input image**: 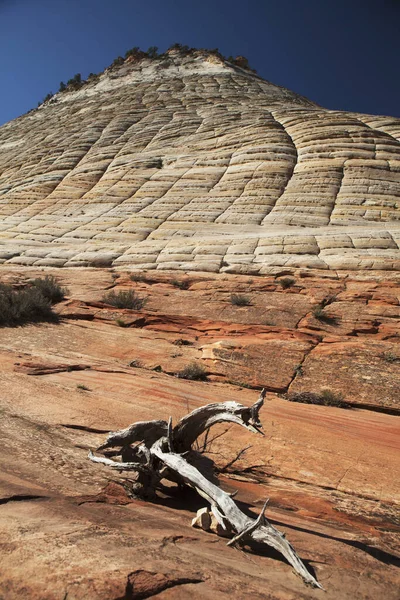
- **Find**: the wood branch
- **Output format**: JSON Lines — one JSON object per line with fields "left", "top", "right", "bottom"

{"left": 172, "top": 389, "right": 266, "bottom": 452}
{"left": 151, "top": 440, "right": 322, "bottom": 589}
{"left": 227, "top": 498, "right": 269, "bottom": 546}
{"left": 88, "top": 389, "right": 323, "bottom": 589}
{"left": 88, "top": 450, "right": 148, "bottom": 472}
{"left": 97, "top": 419, "right": 168, "bottom": 451}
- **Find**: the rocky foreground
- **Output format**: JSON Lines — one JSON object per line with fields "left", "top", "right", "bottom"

{"left": 0, "top": 266, "right": 399, "bottom": 599}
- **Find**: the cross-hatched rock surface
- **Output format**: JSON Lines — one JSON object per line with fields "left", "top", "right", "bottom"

{"left": 0, "top": 48, "right": 400, "bottom": 272}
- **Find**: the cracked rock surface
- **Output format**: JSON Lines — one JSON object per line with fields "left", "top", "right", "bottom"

{"left": 0, "top": 49, "right": 400, "bottom": 272}
{"left": 0, "top": 266, "right": 399, "bottom": 599}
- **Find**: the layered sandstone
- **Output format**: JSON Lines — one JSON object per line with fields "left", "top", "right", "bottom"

{"left": 0, "top": 48, "right": 399, "bottom": 272}
{"left": 0, "top": 267, "right": 399, "bottom": 599}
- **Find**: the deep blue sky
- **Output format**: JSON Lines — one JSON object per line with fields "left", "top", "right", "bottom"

{"left": 0, "top": 0, "right": 399, "bottom": 126}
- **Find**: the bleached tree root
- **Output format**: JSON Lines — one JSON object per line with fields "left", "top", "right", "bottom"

{"left": 88, "top": 389, "right": 323, "bottom": 589}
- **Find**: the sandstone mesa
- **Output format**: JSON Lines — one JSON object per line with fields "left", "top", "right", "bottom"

{"left": 0, "top": 47, "right": 399, "bottom": 272}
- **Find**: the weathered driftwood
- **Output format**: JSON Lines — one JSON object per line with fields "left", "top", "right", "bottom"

{"left": 89, "top": 390, "right": 322, "bottom": 589}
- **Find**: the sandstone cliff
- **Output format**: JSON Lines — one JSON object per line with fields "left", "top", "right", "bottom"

{"left": 0, "top": 48, "right": 399, "bottom": 272}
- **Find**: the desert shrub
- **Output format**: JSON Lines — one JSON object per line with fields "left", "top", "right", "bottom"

{"left": 312, "top": 304, "right": 339, "bottom": 325}
{"left": 130, "top": 272, "right": 148, "bottom": 282}
{"left": 147, "top": 46, "right": 159, "bottom": 59}
{"left": 31, "top": 275, "right": 68, "bottom": 303}
{"left": 226, "top": 380, "right": 253, "bottom": 389}
{"left": 111, "top": 56, "right": 125, "bottom": 67}
{"left": 278, "top": 277, "right": 295, "bottom": 289}
{"left": 77, "top": 383, "right": 90, "bottom": 391}
{"left": 230, "top": 293, "right": 251, "bottom": 306}
{"left": 381, "top": 351, "right": 399, "bottom": 363}
{"left": 67, "top": 73, "right": 83, "bottom": 89}
{"left": 43, "top": 92, "right": 54, "bottom": 103}
{"left": 287, "top": 389, "right": 347, "bottom": 408}
{"left": 115, "top": 318, "right": 128, "bottom": 327}
{"left": 171, "top": 279, "right": 190, "bottom": 290}
{"left": 168, "top": 43, "right": 191, "bottom": 54}
{"left": 102, "top": 289, "right": 147, "bottom": 310}
{"left": 177, "top": 362, "right": 208, "bottom": 381}
{"left": 173, "top": 338, "right": 193, "bottom": 346}
{"left": 0, "top": 283, "right": 56, "bottom": 326}
{"left": 125, "top": 46, "right": 140, "bottom": 58}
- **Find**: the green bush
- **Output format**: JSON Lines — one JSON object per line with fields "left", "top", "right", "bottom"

{"left": 31, "top": 275, "right": 68, "bottom": 303}
{"left": 130, "top": 273, "right": 148, "bottom": 282}
{"left": 381, "top": 351, "right": 399, "bottom": 363}
{"left": 312, "top": 304, "right": 339, "bottom": 325}
{"left": 171, "top": 279, "right": 190, "bottom": 290}
{"left": 278, "top": 277, "right": 295, "bottom": 289}
{"left": 102, "top": 289, "right": 147, "bottom": 310}
{"left": 0, "top": 283, "right": 56, "bottom": 327}
{"left": 287, "top": 389, "right": 347, "bottom": 408}
{"left": 77, "top": 383, "right": 90, "bottom": 391}
{"left": 147, "top": 46, "right": 159, "bottom": 59}
{"left": 230, "top": 293, "right": 251, "bottom": 306}
{"left": 177, "top": 362, "right": 207, "bottom": 381}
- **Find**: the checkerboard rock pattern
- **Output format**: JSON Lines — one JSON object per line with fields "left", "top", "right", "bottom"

{"left": 0, "top": 49, "right": 399, "bottom": 272}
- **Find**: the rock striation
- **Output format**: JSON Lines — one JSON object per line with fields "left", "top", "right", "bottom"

{"left": 0, "top": 48, "right": 399, "bottom": 272}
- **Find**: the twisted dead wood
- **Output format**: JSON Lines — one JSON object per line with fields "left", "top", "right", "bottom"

{"left": 88, "top": 389, "right": 322, "bottom": 589}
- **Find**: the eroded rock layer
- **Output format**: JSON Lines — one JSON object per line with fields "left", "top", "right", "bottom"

{"left": 0, "top": 267, "right": 399, "bottom": 599}
{"left": 0, "top": 50, "right": 400, "bottom": 272}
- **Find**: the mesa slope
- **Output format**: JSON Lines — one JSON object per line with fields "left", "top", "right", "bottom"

{"left": 0, "top": 48, "right": 400, "bottom": 271}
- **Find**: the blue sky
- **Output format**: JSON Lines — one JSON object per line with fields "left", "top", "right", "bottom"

{"left": 0, "top": 0, "right": 399, "bottom": 125}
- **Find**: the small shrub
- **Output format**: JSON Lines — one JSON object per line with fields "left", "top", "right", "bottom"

{"left": 147, "top": 46, "right": 159, "bottom": 59}
{"left": 177, "top": 362, "right": 208, "bottom": 381}
{"left": 294, "top": 364, "right": 304, "bottom": 377}
{"left": 264, "top": 319, "right": 276, "bottom": 326}
{"left": 278, "top": 277, "right": 295, "bottom": 289}
{"left": 173, "top": 338, "right": 193, "bottom": 346}
{"left": 287, "top": 389, "right": 348, "bottom": 408}
{"left": 67, "top": 73, "right": 83, "bottom": 89}
{"left": 171, "top": 279, "right": 190, "bottom": 290}
{"left": 111, "top": 56, "right": 125, "bottom": 67}
{"left": 312, "top": 304, "right": 339, "bottom": 325}
{"left": 31, "top": 275, "right": 68, "bottom": 303}
{"left": 230, "top": 293, "right": 251, "bottom": 307}
{"left": 381, "top": 351, "right": 399, "bottom": 363}
{"left": 227, "top": 380, "right": 253, "bottom": 389}
{"left": 102, "top": 289, "right": 147, "bottom": 310}
{"left": 43, "top": 92, "right": 54, "bottom": 103}
{"left": 115, "top": 319, "right": 128, "bottom": 327}
{"left": 77, "top": 383, "right": 90, "bottom": 391}
{"left": 0, "top": 283, "right": 56, "bottom": 327}
{"left": 130, "top": 273, "right": 148, "bottom": 282}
